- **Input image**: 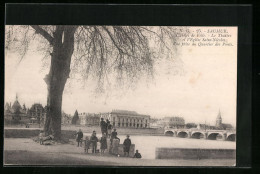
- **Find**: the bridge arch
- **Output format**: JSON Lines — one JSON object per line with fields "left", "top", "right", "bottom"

{"left": 164, "top": 130, "right": 174, "bottom": 136}
{"left": 226, "top": 134, "right": 236, "bottom": 141}
{"left": 177, "top": 131, "right": 188, "bottom": 138}
{"left": 207, "top": 133, "right": 223, "bottom": 140}
{"left": 191, "top": 132, "right": 204, "bottom": 139}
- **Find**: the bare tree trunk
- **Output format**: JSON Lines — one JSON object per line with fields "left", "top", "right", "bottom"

{"left": 43, "top": 26, "right": 76, "bottom": 140}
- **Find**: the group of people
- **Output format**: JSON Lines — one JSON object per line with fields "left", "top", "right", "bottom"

{"left": 37, "top": 125, "right": 142, "bottom": 158}
{"left": 73, "top": 120, "right": 142, "bottom": 158}
{"left": 100, "top": 118, "right": 133, "bottom": 156}
{"left": 100, "top": 118, "right": 113, "bottom": 138}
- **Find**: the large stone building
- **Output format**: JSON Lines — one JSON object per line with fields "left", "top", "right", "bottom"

{"left": 4, "top": 95, "right": 28, "bottom": 125}
{"left": 78, "top": 112, "right": 100, "bottom": 126}
{"left": 157, "top": 116, "right": 185, "bottom": 129}
{"left": 4, "top": 95, "right": 47, "bottom": 127}
{"left": 100, "top": 110, "right": 151, "bottom": 129}
{"left": 27, "top": 103, "right": 46, "bottom": 126}
{"left": 62, "top": 111, "right": 72, "bottom": 125}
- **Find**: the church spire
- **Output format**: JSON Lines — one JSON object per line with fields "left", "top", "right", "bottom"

{"left": 16, "top": 93, "right": 18, "bottom": 101}
{"left": 217, "top": 109, "right": 222, "bottom": 119}
{"left": 216, "top": 109, "right": 222, "bottom": 127}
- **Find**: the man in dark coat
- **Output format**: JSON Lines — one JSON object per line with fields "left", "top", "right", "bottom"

{"left": 100, "top": 118, "right": 107, "bottom": 135}
{"left": 110, "top": 128, "right": 119, "bottom": 144}
{"left": 123, "top": 135, "right": 132, "bottom": 157}
{"left": 75, "top": 129, "right": 83, "bottom": 147}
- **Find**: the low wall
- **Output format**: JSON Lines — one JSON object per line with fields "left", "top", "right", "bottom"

{"left": 117, "top": 144, "right": 135, "bottom": 157}
{"left": 4, "top": 128, "right": 76, "bottom": 139}
{"left": 62, "top": 125, "right": 164, "bottom": 135}
{"left": 156, "top": 148, "right": 236, "bottom": 159}
{"left": 5, "top": 126, "right": 165, "bottom": 137}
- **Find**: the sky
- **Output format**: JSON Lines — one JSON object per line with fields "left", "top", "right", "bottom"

{"left": 5, "top": 26, "right": 237, "bottom": 126}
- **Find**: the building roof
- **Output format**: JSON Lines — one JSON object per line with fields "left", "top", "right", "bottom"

{"left": 111, "top": 110, "right": 138, "bottom": 115}
{"left": 5, "top": 102, "right": 11, "bottom": 111}
{"left": 111, "top": 109, "right": 150, "bottom": 117}
{"left": 164, "top": 117, "right": 185, "bottom": 121}
{"left": 12, "top": 100, "right": 22, "bottom": 111}
{"left": 30, "top": 103, "right": 44, "bottom": 111}
{"left": 222, "top": 123, "right": 233, "bottom": 129}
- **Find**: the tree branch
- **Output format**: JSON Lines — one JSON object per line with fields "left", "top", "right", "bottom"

{"left": 30, "top": 25, "right": 54, "bottom": 45}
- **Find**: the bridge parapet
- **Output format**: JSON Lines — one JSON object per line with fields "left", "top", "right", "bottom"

{"left": 164, "top": 128, "right": 236, "bottom": 141}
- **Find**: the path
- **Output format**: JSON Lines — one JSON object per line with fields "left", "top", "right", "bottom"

{"left": 4, "top": 138, "right": 235, "bottom": 166}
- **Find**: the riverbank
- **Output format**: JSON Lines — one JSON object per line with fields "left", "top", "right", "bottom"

{"left": 4, "top": 126, "right": 165, "bottom": 139}
{"left": 4, "top": 138, "right": 236, "bottom": 166}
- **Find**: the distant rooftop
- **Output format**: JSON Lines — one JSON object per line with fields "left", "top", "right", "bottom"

{"left": 111, "top": 110, "right": 138, "bottom": 115}
{"left": 110, "top": 109, "right": 150, "bottom": 117}
{"left": 164, "top": 116, "right": 185, "bottom": 120}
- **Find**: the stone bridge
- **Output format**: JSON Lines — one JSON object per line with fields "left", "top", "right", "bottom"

{"left": 164, "top": 129, "right": 236, "bottom": 141}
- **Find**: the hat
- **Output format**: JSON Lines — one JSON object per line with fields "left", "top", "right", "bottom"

{"left": 127, "top": 135, "right": 130, "bottom": 137}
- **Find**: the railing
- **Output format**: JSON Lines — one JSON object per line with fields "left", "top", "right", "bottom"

{"left": 164, "top": 128, "right": 236, "bottom": 133}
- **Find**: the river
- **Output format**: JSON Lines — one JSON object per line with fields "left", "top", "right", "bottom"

{"left": 83, "top": 133, "right": 236, "bottom": 159}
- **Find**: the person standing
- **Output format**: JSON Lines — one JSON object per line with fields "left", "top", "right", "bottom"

{"left": 100, "top": 133, "right": 107, "bottom": 155}
{"left": 107, "top": 120, "right": 112, "bottom": 138}
{"left": 100, "top": 118, "right": 107, "bottom": 135}
{"left": 75, "top": 129, "right": 83, "bottom": 147}
{"left": 123, "top": 135, "right": 132, "bottom": 157}
{"left": 110, "top": 128, "right": 118, "bottom": 144}
{"left": 90, "top": 131, "right": 98, "bottom": 153}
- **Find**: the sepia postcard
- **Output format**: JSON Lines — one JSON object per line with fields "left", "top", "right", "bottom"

{"left": 4, "top": 25, "right": 237, "bottom": 166}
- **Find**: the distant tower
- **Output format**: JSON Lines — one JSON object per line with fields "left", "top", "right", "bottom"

{"left": 216, "top": 109, "right": 222, "bottom": 127}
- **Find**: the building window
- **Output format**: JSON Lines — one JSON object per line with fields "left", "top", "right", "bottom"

{"left": 130, "top": 123, "right": 132, "bottom": 127}
{"left": 118, "top": 123, "right": 120, "bottom": 127}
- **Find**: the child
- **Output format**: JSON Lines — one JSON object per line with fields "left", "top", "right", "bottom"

{"left": 107, "top": 121, "right": 112, "bottom": 138}
{"left": 133, "top": 150, "right": 142, "bottom": 158}
{"left": 100, "top": 133, "right": 107, "bottom": 155}
{"left": 84, "top": 136, "right": 90, "bottom": 153}
{"left": 39, "top": 130, "right": 44, "bottom": 145}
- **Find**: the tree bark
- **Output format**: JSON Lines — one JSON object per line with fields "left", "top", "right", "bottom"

{"left": 43, "top": 26, "right": 76, "bottom": 140}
